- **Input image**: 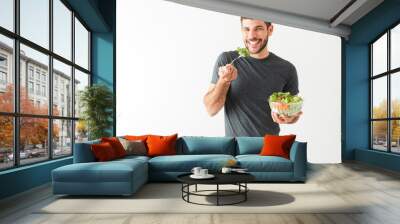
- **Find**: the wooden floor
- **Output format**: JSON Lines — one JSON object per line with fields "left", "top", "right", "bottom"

{"left": 1, "top": 162, "right": 400, "bottom": 224}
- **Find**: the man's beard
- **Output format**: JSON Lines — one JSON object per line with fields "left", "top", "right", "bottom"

{"left": 246, "top": 36, "right": 269, "bottom": 54}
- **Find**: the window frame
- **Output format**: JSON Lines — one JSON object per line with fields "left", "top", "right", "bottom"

{"left": 0, "top": 0, "right": 91, "bottom": 171}
{"left": 370, "top": 20, "right": 400, "bottom": 154}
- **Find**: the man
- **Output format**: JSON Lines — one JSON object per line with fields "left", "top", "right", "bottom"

{"left": 203, "top": 17, "right": 302, "bottom": 137}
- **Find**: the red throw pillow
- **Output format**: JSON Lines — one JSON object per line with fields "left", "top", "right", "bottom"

{"left": 146, "top": 134, "right": 178, "bottom": 157}
{"left": 101, "top": 137, "right": 127, "bottom": 158}
{"left": 91, "top": 142, "right": 117, "bottom": 161}
{"left": 259, "top": 134, "right": 296, "bottom": 159}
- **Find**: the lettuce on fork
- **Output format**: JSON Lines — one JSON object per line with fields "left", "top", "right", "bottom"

{"left": 230, "top": 47, "right": 250, "bottom": 65}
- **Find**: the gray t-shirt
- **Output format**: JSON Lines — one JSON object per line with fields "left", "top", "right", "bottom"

{"left": 211, "top": 51, "right": 299, "bottom": 137}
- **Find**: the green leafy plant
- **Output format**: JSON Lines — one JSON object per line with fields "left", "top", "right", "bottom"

{"left": 79, "top": 84, "right": 114, "bottom": 140}
{"left": 230, "top": 47, "right": 250, "bottom": 64}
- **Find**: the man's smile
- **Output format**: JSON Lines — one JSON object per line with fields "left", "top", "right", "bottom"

{"left": 247, "top": 39, "right": 261, "bottom": 50}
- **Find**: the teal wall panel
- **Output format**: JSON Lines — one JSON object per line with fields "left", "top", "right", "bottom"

{"left": 0, "top": 158, "right": 72, "bottom": 199}
{"left": 343, "top": 0, "right": 400, "bottom": 172}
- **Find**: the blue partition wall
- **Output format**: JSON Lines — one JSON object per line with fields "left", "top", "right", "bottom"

{"left": 0, "top": 0, "right": 116, "bottom": 200}
{"left": 343, "top": 0, "right": 400, "bottom": 171}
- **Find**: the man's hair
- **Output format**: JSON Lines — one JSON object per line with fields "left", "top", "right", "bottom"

{"left": 240, "top": 16, "right": 271, "bottom": 27}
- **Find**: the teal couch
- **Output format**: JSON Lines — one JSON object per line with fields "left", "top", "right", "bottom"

{"left": 52, "top": 136, "right": 307, "bottom": 196}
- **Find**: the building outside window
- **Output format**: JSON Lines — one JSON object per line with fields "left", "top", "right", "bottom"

{"left": 28, "top": 81, "right": 34, "bottom": 94}
{"left": 42, "top": 85, "right": 46, "bottom": 97}
{"left": 29, "top": 66, "right": 34, "bottom": 79}
{"left": 0, "top": 54, "right": 7, "bottom": 90}
{"left": 0, "top": 71, "right": 6, "bottom": 84}
{"left": 41, "top": 73, "right": 46, "bottom": 83}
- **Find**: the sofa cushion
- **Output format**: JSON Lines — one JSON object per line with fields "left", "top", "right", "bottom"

{"left": 235, "top": 137, "right": 263, "bottom": 155}
{"left": 101, "top": 137, "right": 127, "bottom": 158}
{"left": 115, "top": 155, "right": 150, "bottom": 163}
{"left": 52, "top": 159, "right": 147, "bottom": 183}
{"left": 236, "top": 155, "right": 293, "bottom": 172}
{"left": 177, "top": 136, "right": 235, "bottom": 155}
{"left": 91, "top": 142, "right": 118, "bottom": 161}
{"left": 147, "top": 134, "right": 178, "bottom": 157}
{"left": 118, "top": 138, "right": 147, "bottom": 156}
{"left": 125, "top": 135, "right": 149, "bottom": 141}
{"left": 148, "top": 154, "right": 235, "bottom": 172}
{"left": 260, "top": 135, "right": 296, "bottom": 159}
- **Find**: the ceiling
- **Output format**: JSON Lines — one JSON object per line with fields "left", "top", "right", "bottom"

{"left": 164, "top": 0, "right": 384, "bottom": 38}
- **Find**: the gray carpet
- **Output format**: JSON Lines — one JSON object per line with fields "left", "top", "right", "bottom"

{"left": 37, "top": 183, "right": 362, "bottom": 214}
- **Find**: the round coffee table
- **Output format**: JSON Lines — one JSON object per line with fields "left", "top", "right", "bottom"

{"left": 177, "top": 172, "right": 255, "bottom": 206}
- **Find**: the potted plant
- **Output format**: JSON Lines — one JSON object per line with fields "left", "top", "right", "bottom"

{"left": 79, "top": 84, "right": 114, "bottom": 140}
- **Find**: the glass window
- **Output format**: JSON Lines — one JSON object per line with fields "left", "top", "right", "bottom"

{"left": 75, "top": 120, "right": 88, "bottom": 143}
{"left": 42, "top": 85, "right": 46, "bottom": 97}
{"left": 0, "top": 71, "right": 7, "bottom": 84}
{"left": 36, "top": 84, "right": 40, "bottom": 95}
{"left": 0, "top": 0, "right": 14, "bottom": 31}
{"left": 392, "top": 24, "right": 400, "bottom": 70}
{"left": 0, "top": 54, "right": 7, "bottom": 67}
{"left": 19, "top": 117, "right": 49, "bottom": 165}
{"left": 35, "top": 70, "right": 40, "bottom": 80}
{"left": 372, "top": 121, "right": 388, "bottom": 151}
{"left": 0, "top": 116, "right": 13, "bottom": 170}
{"left": 28, "top": 81, "right": 34, "bottom": 93}
{"left": 28, "top": 67, "right": 34, "bottom": 79}
{"left": 75, "top": 18, "right": 89, "bottom": 69}
{"left": 20, "top": 0, "right": 49, "bottom": 49}
{"left": 74, "top": 69, "right": 89, "bottom": 118}
{"left": 20, "top": 44, "right": 49, "bottom": 115}
{"left": 53, "top": 59, "right": 72, "bottom": 117}
{"left": 0, "top": 0, "right": 92, "bottom": 169}
{"left": 0, "top": 34, "right": 13, "bottom": 113}
{"left": 372, "top": 77, "right": 387, "bottom": 119}
{"left": 391, "top": 72, "right": 400, "bottom": 118}
{"left": 53, "top": 119, "right": 72, "bottom": 157}
{"left": 53, "top": 0, "right": 72, "bottom": 60}
{"left": 372, "top": 33, "right": 387, "bottom": 76}
{"left": 391, "top": 120, "right": 400, "bottom": 153}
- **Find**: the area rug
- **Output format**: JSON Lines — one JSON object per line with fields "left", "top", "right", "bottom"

{"left": 37, "top": 183, "right": 362, "bottom": 214}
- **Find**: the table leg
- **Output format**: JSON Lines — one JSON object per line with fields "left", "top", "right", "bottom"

{"left": 217, "top": 184, "right": 219, "bottom": 206}
{"left": 187, "top": 184, "right": 190, "bottom": 202}
{"left": 245, "top": 183, "right": 247, "bottom": 201}
{"left": 195, "top": 184, "right": 198, "bottom": 192}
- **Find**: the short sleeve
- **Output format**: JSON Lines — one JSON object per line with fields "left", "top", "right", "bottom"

{"left": 283, "top": 64, "right": 299, "bottom": 95}
{"left": 211, "top": 52, "right": 229, "bottom": 84}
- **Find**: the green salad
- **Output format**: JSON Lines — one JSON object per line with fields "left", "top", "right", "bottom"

{"left": 236, "top": 47, "right": 250, "bottom": 57}
{"left": 269, "top": 92, "right": 303, "bottom": 104}
{"left": 230, "top": 47, "right": 250, "bottom": 65}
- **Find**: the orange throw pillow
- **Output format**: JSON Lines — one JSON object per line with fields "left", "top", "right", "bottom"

{"left": 91, "top": 142, "right": 117, "bottom": 161}
{"left": 101, "top": 137, "right": 127, "bottom": 158}
{"left": 124, "top": 135, "right": 149, "bottom": 141}
{"left": 146, "top": 134, "right": 178, "bottom": 157}
{"left": 259, "top": 134, "right": 296, "bottom": 159}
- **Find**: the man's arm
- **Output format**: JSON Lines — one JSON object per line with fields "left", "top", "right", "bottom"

{"left": 204, "top": 64, "right": 237, "bottom": 116}
{"left": 203, "top": 81, "right": 231, "bottom": 116}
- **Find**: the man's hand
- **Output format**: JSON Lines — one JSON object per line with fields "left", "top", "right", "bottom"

{"left": 218, "top": 64, "right": 238, "bottom": 83}
{"left": 271, "top": 111, "right": 303, "bottom": 124}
